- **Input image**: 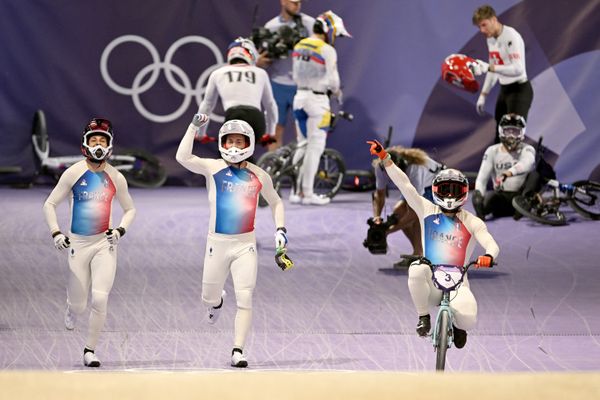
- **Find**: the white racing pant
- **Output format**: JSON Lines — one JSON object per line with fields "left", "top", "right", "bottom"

{"left": 67, "top": 233, "right": 117, "bottom": 350}
{"left": 202, "top": 232, "right": 257, "bottom": 349}
{"left": 292, "top": 91, "right": 331, "bottom": 197}
{"left": 407, "top": 262, "right": 477, "bottom": 330}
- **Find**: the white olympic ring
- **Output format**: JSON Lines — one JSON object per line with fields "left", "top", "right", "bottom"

{"left": 100, "top": 34, "right": 225, "bottom": 123}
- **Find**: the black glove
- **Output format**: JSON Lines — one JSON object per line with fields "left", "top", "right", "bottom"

{"left": 472, "top": 189, "right": 485, "bottom": 220}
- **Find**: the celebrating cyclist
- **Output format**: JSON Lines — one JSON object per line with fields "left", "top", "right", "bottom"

{"left": 368, "top": 140, "right": 499, "bottom": 349}
{"left": 290, "top": 10, "right": 351, "bottom": 205}
{"left": 176, "top": 113, "right": 290, "bottom": 368}
{"left": 42, "top": 118, "right": 136, "bottom": 367}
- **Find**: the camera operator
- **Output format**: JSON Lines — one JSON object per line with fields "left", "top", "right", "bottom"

{"left": 366, "top": 147, "right": 444, "bottom": 268}
{"left": 256, "top": 0, "right": 315, "bottom": 151}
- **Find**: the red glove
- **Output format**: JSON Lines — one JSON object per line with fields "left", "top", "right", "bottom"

{"left": 476, "top": 254, "right": 494, "bottom": 268}
{"left": 367, "top": 139, "right": 388, "bottom": 160}
{"left": 259, "top": 133, "right": 277, "bottom": 146}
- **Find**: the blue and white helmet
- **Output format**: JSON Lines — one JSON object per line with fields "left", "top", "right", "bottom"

{"left": 432, "top": 168, "right": 469, "bottom": 211}
{"left": 227, "top": 37, "right": 259, "bottom": 66}
{"left": 218, "top": 119, "right": 255, "bottom": 163}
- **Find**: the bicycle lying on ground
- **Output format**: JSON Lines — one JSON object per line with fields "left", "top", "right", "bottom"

{"left": 421, "top": 259, "right": 487, "bottom": 371}
{"left": 512, "top": 179, "right": 600, "bottom": 226}
{"left": 31, "top": 110, "right": 167, "bottom": 188}
{"left": 256, "top": 110, "right": 353, "bottom": 205}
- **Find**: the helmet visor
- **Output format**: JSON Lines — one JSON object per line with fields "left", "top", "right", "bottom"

{"left": 434, "top": 181, "right": 468, "bottom": 199}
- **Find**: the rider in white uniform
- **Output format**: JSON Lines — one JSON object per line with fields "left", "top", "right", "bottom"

{"left": 43, "top": 118, "right": 136, "bottom": 367}
{"left": 470, "top": 5, "right": 533, "bottom": 142}
{"left": 368, "top": 139, "right": 499, "bottom": 349}
{"left": 176, "top": 113, "right": 289, "bottom": 368}
{"left": 197, "top": 38, "right": 277, "bottom": 149}
{"left": 473, "top": 113, "right": 535, "bottom": 220}
{"left": 290, "top": 10, "right": 351, "bottom": 205}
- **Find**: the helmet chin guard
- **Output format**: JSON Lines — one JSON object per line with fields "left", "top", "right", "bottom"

{"left": 81, "top": 118, "right": 113, "bottom": 163}
{"left": 218, "top": 120, "right": 255, "bottom": 164}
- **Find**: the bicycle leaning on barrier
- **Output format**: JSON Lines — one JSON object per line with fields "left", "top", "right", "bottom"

{"left": 31, "top": 110, "right": 167, "bottom": 188}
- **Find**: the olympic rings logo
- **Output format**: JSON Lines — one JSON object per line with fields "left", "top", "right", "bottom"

{"left": 100, "top": 35, "right": 225, "bottom": 123}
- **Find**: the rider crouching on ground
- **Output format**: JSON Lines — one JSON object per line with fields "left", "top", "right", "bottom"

{"left": 367, "top": 139, "right": 499, "bottom": 349}
{"left": 473, "top": 113, "right": 536, "bottom": 220}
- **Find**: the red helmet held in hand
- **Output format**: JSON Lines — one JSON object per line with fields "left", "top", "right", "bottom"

{"left": 441, "top": 54, "right": 480, "bottom": 93}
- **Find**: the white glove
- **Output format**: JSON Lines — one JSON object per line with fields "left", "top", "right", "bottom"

{"left": 476, "top": 94, "right": 486, "bottom": 116}
{"left": 275, "top": 228, "right": 288, "bottom": 249}
{"left": 105, "top": 228, "right": 122, "bottom": 245}
{"left": 469, "top": 59, "right": 489, "bottom": 76}
{"left": 191, "top": 113, "right": 209, "bottom": 127}
{"left": 53, "top": 233, "right": 70, "bottom": 250}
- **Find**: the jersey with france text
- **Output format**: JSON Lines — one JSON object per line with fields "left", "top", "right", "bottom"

{"left": 292, "top": 37, "right": 339, "bottom": 93}
{"left": 43, "top": 160, "right": 135, "bottom": 236}
{"left": 384, "top": 162, "right": 499, "bottom": 266}
{"left": 176, "top": 124, "right": 285, "bottom": 235}
{"left": 487, "top": 25, "right": 527, "bottom": 85}
{"left": 197, "top": 65, "right": 277, "bottom": 137}
{"left": 475, "top": 143, "right": 536, "bottom": 195}
{"left": 264, "top": 13, "right": 315, "bottom": 86}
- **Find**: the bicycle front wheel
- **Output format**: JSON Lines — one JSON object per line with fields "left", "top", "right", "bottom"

{"left": 568, "top": 180, "right": 600, "bottom": 220}
{"left": 512, "top": 194, "right": 567, "bottom": 226}
{"left": 314, "top": 148, "right": 345, "bottom": 199}
{"left": 435, "top": 310, "right": 450, "bottom": 372}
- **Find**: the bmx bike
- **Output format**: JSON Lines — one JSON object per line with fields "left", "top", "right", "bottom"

{"left": 31, "top": 110, "right": 167, "bottom": 188}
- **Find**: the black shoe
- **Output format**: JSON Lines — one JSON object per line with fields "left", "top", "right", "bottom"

{"left": 453, "top": 325, "right": 467, "bottom": 349}
{"left": 513, "top": 211, "right": 523, "bottom": 221}
{"left": 416, "top": 314, "right": 431, "bottom": 337}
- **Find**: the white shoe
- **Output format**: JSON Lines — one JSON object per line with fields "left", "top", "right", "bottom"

{"left": 207, "top": 290, "right": 226, "bottom": 325}
{"left": 83, "top": 351, "right": 101, "bottom": 367}
{"left": 301, "top": 194, "right": 331, "bottom": 205}
{"left": 231, "top": 349, "right": 248, "bottom": 368}
{"left": 64, "top": 306, "right": 75, "bottom": 330}
{"left": 289, "top": 193, "right": 302, "bottom": 204}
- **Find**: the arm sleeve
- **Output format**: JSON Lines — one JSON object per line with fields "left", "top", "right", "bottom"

{"left": 261, "top": 72, "right": 278, "bottom": 135}
{"left": 493, "top": 34, "right": 526, "bottom": 77}
{"left": 42, "top": 171, "right": 75, "bottom": 234}
{"left": 471, "top": 216, "right": 500, "bottom": 259}
{"left": 508, "top": 145, "right": 536, "bottom": 176}
{"left": 325, "top": 47, "right": 340, "bottom": 93}
{"left": 384, "top": 160, "right": 427, "bottom": 218}
{"left": 475, "top": 147, "right": 494, "bottom": 195}
{"left": 196, "top": 72, "right": 219, "bottom": 137}
{"left": 114, "top": 173, "right": 136, "bottom": 230}
{"left": 481, "top": 69, "right": 499, "bottom": 95}
{"left": 258, "top": 170, "right": 285, "bottom": 228}
{"left": 175, "top": 124, "right": 212, "bottom": 175}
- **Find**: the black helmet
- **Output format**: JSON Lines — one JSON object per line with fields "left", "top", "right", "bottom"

{"left": 81, "top": 118, "right": 113, "bottom": 162}
{"left": 498, "top": 113, "right": 526, "bottom": 151}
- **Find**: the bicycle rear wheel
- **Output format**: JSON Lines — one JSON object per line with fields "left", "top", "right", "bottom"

{"left": 31, "top": 110, "right": 48, "bottom": 171}
{"left": 435, "top": 310, "right": 450, "bottom": 371}
{"left": 568, "top": 180, "right": 600, "bottom": 220}
{"left": 314, "top": 148, "right": 345, "bottom": 199}
{"left": 117, "top": 150, "right": 167, "bottom": 188}
{"left": 512, "top": 193, "right": 567, "bottom": 226}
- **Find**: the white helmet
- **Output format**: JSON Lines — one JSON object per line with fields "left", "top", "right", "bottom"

{"left": 218, "top": 119, "right": 255, "bottom": 163}
{"left": 314, "top": 10, "right": 352, "bottom": 46}
{"left": 227, "top": 37, "right": 259, "bottom": 66}
{"left": 432, "top": 169, "right": 469, "bottom": 211}
{"left": 81, "top": 117, "right": 113, "bottom": 162}
{"left": 498, "top": 113, "right": 526, "bottom": 151}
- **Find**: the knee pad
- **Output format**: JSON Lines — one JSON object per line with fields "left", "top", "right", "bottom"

{"left": 235, "top": 288, "right": 253, "bottom": 310}
{"left": 90, "top": 290, "right": 109, "bottom": 315}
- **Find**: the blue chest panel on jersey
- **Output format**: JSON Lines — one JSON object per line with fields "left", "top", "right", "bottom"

{"left": 71, "top": 170, "right": 116, "bottom": 235}
{"left": 214, "top": 166, "right": 262, "bottom": 234}
{"left": 423, "top": 213, "right": 472, "bottom": 265}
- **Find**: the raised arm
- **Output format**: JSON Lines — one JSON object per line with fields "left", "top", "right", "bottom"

{"left": 175, "top": 114, "right": 212, "bottom": 175}
{"left": 196, "top": 73, "right": 219, "bottom": 137}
